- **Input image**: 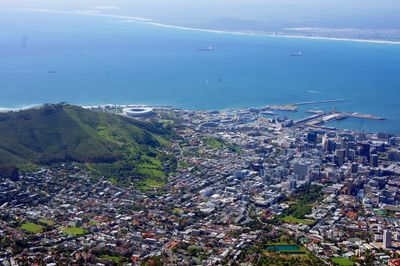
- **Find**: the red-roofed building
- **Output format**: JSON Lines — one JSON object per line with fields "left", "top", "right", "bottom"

{"left": 389, "top": 259, "right": 400, "bottom": 266}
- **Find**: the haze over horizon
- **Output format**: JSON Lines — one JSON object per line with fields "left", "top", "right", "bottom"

{"left": 3, "top": 0, "right": 400, "bottom": 31}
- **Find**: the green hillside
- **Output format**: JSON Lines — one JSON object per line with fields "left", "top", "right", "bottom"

{"left": 0, "top": 104, "right": 175, "bottom": 183}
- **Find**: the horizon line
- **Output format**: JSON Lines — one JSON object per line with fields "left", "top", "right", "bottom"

{"left": 2, "top": 7, "right": 400, "bottom": 45}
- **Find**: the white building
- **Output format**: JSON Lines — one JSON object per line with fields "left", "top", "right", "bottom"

{"left": 383, "top": 230, "right": 392, "bottom": 248}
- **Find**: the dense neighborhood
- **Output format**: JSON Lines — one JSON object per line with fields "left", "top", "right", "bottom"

{"left": 1, "top": 106, "right": 400, "bottom": 265}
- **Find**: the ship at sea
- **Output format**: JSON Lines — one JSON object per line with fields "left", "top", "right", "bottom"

{"left": 291, "top": 52, "right": 303, "bottom": 56}
{"left": 198, "top": 46, "right": 214, "bottom": 52}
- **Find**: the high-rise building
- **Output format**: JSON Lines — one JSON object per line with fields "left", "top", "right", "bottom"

{"left": 347, "top": 179, "right": 354, "bottom": 195}
{"left": 351, "top": 163, "right": 358, "bottom": 174}
{"left": 388, "top": 150, "right": 399, "bottom": 162}
{"left": 335, "top": 149, "right": 346, "bottom": 167}
{"left": 348, "top": 149, "right": 356, "bottom": 161}
{"left": 323, "top": 136, "right": 336, "bottom": 153}
{"left": 359, "top": 143, "right": 371, "bottom": 159}
{"left": 370, "top": 154, "right": 379, "bottom": 168}
{"left": 294, "top": 163, "right": 309, "bottom": 180}
{"left": 384, "top": 230, "right": 392, "bottom": 248}
{"left": 307, "top": 132, "right": 318, "bottom": 143}
{"left": 289, "top": 179, "right": 297, "bottom": 190}
{"left": 347, "top": 142, "right": 357, "bottom": 152}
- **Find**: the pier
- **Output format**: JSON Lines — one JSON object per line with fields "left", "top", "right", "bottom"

{"left": 264, "top": 99, "right": 385, "bottom": 129}
{"left": 294, "top": 110, "right": 385, "bottom": 128}
{"left": 265, "top": 99, "right": 346, "bottom": 112}
{"left": 348, "top": 112, "right": 384, "bottom": 120}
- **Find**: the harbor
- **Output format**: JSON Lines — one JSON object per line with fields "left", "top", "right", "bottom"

{"left": 294, "top": 110, "right": 385, "bottom": 129}
{"left": 263, "top": 99, "right": 385, "bottom": 131}
{"left": 264, "top": 99, "right": 347, "bottom": 112}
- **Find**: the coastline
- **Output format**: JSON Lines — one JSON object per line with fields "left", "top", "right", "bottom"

{"left": 0, "top": 102, "right": 397, "bottom": 135}
{"left": 5, "top": 7, "right": 400, "bottom": 45}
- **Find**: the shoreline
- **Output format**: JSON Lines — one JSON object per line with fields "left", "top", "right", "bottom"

{"left": 4, "top": 7, "right": 400, "bottom": 45}
{"left": 0, "top": 102, "right": 397, "bottom": 135}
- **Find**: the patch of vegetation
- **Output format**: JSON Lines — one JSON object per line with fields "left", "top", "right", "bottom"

{"left": 159, "top": 119, "right": 175, "bottom": 126}
{"left": 238, "top": 228, "right": 324, "bottom": 266}
{"left": 20, "top": 222, "right": 43, "bottom": 233}
{"left": 17, "top": 163, "right": 41, "bottom": 174}
{"left": 38, "top": 219, "right": 55, "bottom": 226}
{"left": 188, "top": 245, "right": 203, "bottom": 256}
{"left": 258, "top": 253, "right": 318, "bottom": 265}
{"left": 204, "top": 137, "right": 225, "bottom": 149}
{"left": 101, "top": 255, "right": 122, "bottom": 264}
{"left": 62, "top": 226, "right": 87, "bottom": 236}
{"left": 136, "top": 178, "right": 166, "bottom": 191}
{"left": 280, "top": 184, "right": 323, "bottom": 221}
{"left": 172, "top": 207, "right": 184, "bottom": 215}
{"left": 0, "top": 104, "right": 176, "bottom": 185}
{"left": 332, "top": 257, "right": 354, "bottom": 266}
{"left": 88, "top": 220, "right": 97, "bottom": 226}
{"left": 178, "top": 160, "right": 190, "bottom": 169}
{"left": 282, "top": 216, "right": 315, "bottom": 225}
{"left": 203, "top": 136, "right": 241, "bottom": 153}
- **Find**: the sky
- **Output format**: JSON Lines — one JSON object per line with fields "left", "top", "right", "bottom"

{"left": 2, "top": 0, "right": 400, "bottom": 30}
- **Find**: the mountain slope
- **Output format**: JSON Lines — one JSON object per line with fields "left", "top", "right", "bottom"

{"left": 0, "top": 104, "right": 171, "bottom": 169}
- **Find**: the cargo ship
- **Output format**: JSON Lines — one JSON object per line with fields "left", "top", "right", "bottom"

{"left": 291, "top": 52, "right": 303, "bottom": 56}
{"left": 198, "top": 46, "right": 214, "bottom": 52}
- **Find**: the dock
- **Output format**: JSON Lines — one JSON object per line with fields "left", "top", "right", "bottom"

{"left": 294, "top": 110, "right": 385, "bottom": 129}
{"left": 264, "top": 105, "right": 298, "bottom": 112}
{"left": 264, "top": 99, "right": 346, "bottom": 113}
{"left": 294, "top": 113, "right": 325, "bottom": 125}
{"left": 348, "top": 112, "right": 385, "bottom": 120}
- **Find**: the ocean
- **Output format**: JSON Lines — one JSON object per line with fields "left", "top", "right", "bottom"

{"left": 1, "top": 9, "right": 400, "bottom": 134}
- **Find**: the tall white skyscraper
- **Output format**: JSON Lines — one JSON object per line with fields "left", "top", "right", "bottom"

{"left": 383, "top": 230, "right": 392, "bottom": 248}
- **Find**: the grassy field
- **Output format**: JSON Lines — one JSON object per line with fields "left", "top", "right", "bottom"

{"left": 101, "top": 255, "right": 122, "bottom": 263}
{"left": 136, "top": 178, "right": 166, "bottom": 191}
{"left": 203, "top": 137, "right": 241, "bottom": 153}
{"left": 39, "top": 219, "right": 55, "bottom": 226}
{"left": 63, "top": 226, "right": 87, "bottom": 236}
{"left": 332, "top": 257, "right": 354, "bottom": 266}
{"left": 20, "top": 222, "right": 43, "bottom": 233}
{"left": 88, "top": 220, "right": 97, "bottom": 226}
{"left": 282, "top": 216, "right": 315, "bottom": 225}
{"left": 278, "top": 184, "right": 323, "bottom": 225}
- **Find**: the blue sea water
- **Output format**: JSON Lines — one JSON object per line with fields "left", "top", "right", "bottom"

{"left": 1, "top": 9, "right": 400, "bottom": 134}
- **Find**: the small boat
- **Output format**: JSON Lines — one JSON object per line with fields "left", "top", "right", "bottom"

{"left": 198, "top": 46, "right": 214, "bottom": 52}
{"left": 291, "top": 52, "right": 303, "bottom": 56}
{"left": 48, "top": 70, "right": 57, "bottom": 74}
